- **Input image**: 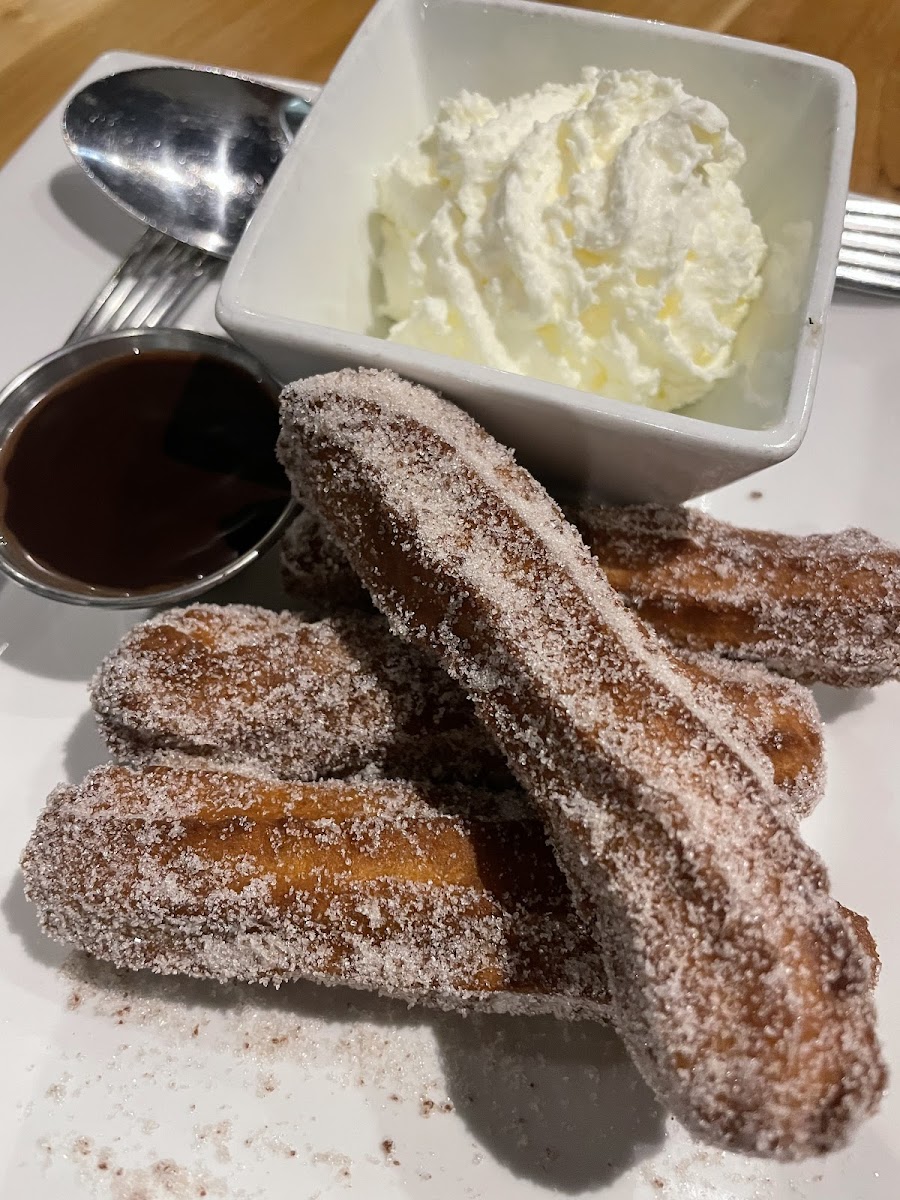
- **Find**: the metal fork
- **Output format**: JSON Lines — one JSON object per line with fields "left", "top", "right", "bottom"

{"left": 837, "top": 194, "right": 900, "bottom": 297}
{"left": 66, "top": 228, "right": 220, "bottom": 344}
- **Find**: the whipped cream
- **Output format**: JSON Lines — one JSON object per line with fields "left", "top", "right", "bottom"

{"left": 375, "top": 68, "right": 766, "bottom": 411}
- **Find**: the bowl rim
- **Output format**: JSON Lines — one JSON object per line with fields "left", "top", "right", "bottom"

{"left": 0, "top": 327, "right": 297, "bottom": 610}
{"left": 218, "top": 0, "right": 857, "bottom": 459}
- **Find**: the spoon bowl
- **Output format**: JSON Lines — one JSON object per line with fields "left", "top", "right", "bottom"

{"left": 64, "top": 66, "right": 310, "bottom": 258}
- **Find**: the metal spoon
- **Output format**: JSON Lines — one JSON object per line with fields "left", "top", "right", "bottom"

{"left": 0, "top": 68, "right": 309, "bottom": 608}
{"left": 64, "top": 65, "right": 311, "bottom": 258}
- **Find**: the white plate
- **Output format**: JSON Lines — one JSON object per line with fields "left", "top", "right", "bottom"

{"left": 0, "top": 49, "right": 897, "bottom": 1200}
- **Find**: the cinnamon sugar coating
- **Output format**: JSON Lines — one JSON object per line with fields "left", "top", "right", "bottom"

{"left": 279, "top": 367, "right": 885, "bottom": 1160}
{"left": 91, "top": 605, "right": 508, "bottom": 787}
{"left": 666, "top": 649, "right": 824, "bottom": 818}
{"left": 281, "top": 506, "right": 374, "bottom": 619}
{"left": 282, "top": 501, "right": 900, "bottom": 687}
{"left": 92, "top": 604, "right": 824, "bottom": 818}
{"left": 573, "top": 503, "right": 900, "bottom": 687}
{"left": 21, "top": 759, "right": 876, "bottom": 1022}
{"left": 21, "top": 764, "right": 611, "bottom": 1019}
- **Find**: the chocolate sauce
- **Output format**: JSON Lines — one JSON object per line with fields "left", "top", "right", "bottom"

{"left": 0, "top": 349, "right": 292, "bottom": 595}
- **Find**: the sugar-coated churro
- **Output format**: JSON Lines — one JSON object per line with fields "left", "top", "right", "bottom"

{"left": 281, "top": 502, "right": 900, "bottom": 687}
{"left": 92, "top": 604, "right": 825, "bottom": 816}
{"left": 278, "top": 367, "right": 885, "bottom": 1159}
{"left": 667, "top": 648, "right": 824, "bottom": 817}
{"left": 91, "top": 604, "right": 509, "bottom": 787}
{"left": 21, "top": 762, "right": 877, "bottom": 1017}
{"left": 21, "top": 763, "right": 611, "bottom": 1019}
{"left": 572, "top": 502, "right": 900, "bottom": 687}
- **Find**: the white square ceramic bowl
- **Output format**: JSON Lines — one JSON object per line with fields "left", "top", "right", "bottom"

{"left": 217, "top": 0, "right": 856, "bottom": 504}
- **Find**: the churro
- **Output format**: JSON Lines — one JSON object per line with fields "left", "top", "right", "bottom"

{"left": 282, "top": 502, "right": 900, "bottom": 687}
{"left": 91, "top": 605, "right": 509, "bottom": 787}
{"left": 20, "top": 763, "right": 876, "bottom": 1015}
{"left": 21, "top": 763, "right": 610, "bottom": 1019}
{"left": 92, "top": 604, "right": 825, "bottom": 816}
{"left": 278, "top": 367, "right": 884, "bottom": 1159}
{"left": 573, "top": 503, "right": 900, "bottom": 687}
{"left": 281, "top": 505, "right": 373, "bottom": 619}
{"left": 668, "top": 649, "right": 824, "bottom": 817}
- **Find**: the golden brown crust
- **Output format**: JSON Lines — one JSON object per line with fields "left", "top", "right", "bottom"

{"left": 281, "top": 501, "right": 900, "bottom": 686}
{"left": 21, "top": 764, "right": 611, "bottom": 1019}
{"left": 91, "top": 604, "right": 510, "bottom": 787}
{"left": 91, "top": 603, "right": 825, "bottom": 816}
{"left": 22, "top": 761, "right": 876, "bottom": 1021}
{"left": 839, "top": 905, "right": 881, "bottom": 984}
{"left": 278, "top": 367, "right": 885, "bottom": 1159}
{"left": 572, "top": 503, "right": 900, "bottom": 687}
{"left": 663, "top": 648, "right": 825, "bottom": 817}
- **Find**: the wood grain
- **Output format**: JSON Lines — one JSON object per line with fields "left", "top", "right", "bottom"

{"left": 1, "top": 0, "right": 897, "bottom": 196}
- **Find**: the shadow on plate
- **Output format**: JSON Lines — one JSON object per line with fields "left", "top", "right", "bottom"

{"left": 201, "top": 543, "right": 295, "bottom": 611}
{"left": 0, "top": 580, "right": 138, "bottom": 681}
{"left": 54, "top": 951, "right": 664, "bottom": 1191}
{"left": 64, "top": 708, "right": 109, "bottom": 781}
{"left": 812, "top": 684, "right": 874, "bottom": 724}
{"left": 831, "top": 288, "right": 896, "bottom": 311}
{"left": 49, "top": 165, "right": 142, "bottom": 258}
{"left": 0, "top": 543, "right": 294, "bottom": 686}
{"left": 434, "top": 1012, "right": 664, "bottom": 1190}
{"left": 2, "top": 871, "right": 66, "bottom": 971}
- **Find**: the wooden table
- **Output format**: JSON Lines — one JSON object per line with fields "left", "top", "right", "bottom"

{"left": 2, "top": 0, "right": 899, "bottom": 196}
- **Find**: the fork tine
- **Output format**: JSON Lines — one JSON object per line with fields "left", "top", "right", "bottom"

{"left": 129, "top": 251, "right": 221, "bottom": 329}
{"left": 67, "top": 232, "right": 216, "bottom": 342}
{"left": 846, "top": 193, "right": 900, "bottom": 217}
{"left": 106, "top": 242, "right": 208, "bottom": 331}
{"left": 844, "top": 248, "right": 900, "bottom": 276}
{"left": 844, "top": 195, "right": 900, "bottom": 237}
{"left": 104, "top": 240, "right": 197, "bottom": 331}
{"left": 65, "top": 229, "right": 168, "bottom": 343}
{"left": 836, "top": 263, "right": 900, "bottom": 296}
{"left": 837, "top": 195, "right": 900, "bottom": 297}
{"left": 843, "top": 210, "right": 900, "bottom": 237}
{"left": 840, "top": 229, "right": 900, "bottom": 255}
{"left": 839, "top": 246, "right": 900, "bottom": 274}
{"left": 102, "top": 237, "right": 183, "bottom": 328}
{"left": 136, "top": 254, "right": 223, "bottom": 328}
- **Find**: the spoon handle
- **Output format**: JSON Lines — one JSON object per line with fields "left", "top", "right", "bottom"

{"left": 66, "top": 229, "right": 220, "bottom": 345}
